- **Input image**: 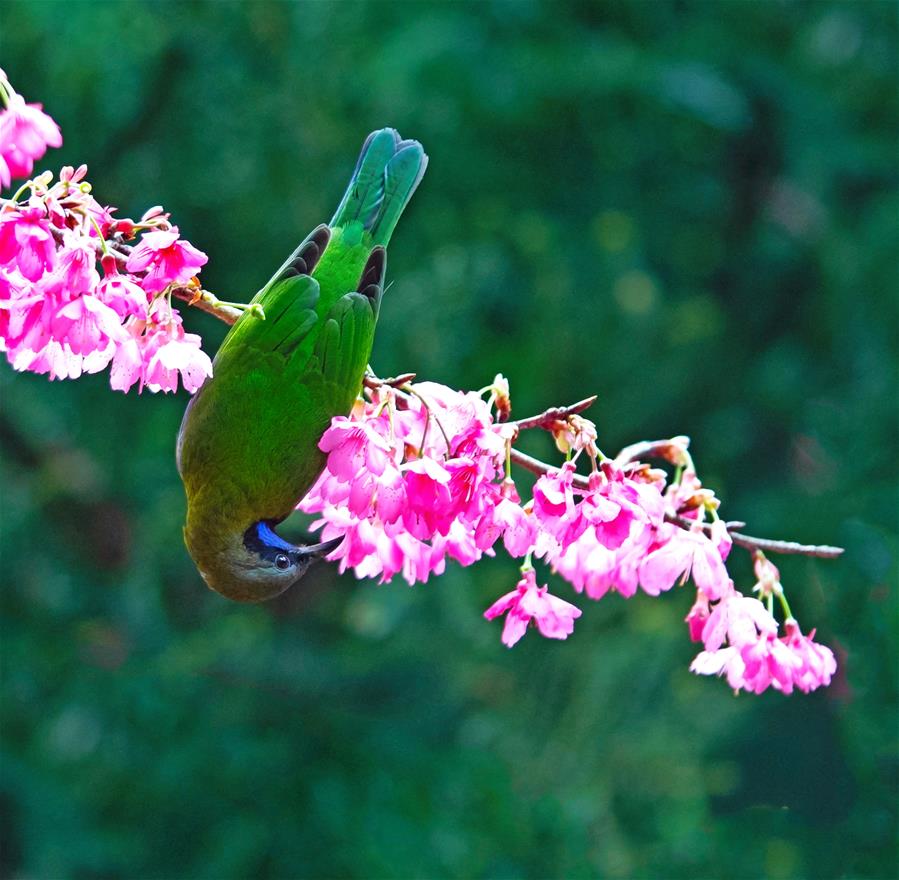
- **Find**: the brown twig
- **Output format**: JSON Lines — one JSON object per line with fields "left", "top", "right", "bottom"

{"left": 509, "top": 447, "right": 588, "bottom": 486}
{"left": 663, "top": 513, "right": 844, "bottom": 558}
{"left": 614, "top": 437, "right": 692, "bottom": 469}
{"left": 509, "top": 396, "right": 598, "bottom": 432}
{"left": 508, "top": 447, "right": 844, "bottom": 559}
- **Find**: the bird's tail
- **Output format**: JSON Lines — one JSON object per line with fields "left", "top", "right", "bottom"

{"left": 329, "top": 128, "right": 427, "bottom": 248}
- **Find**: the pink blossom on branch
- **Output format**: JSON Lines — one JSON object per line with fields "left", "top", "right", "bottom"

{"left": 639, "top": 523, "right": 732, "bottom": 600}
{"left": 0, "top": 70, "right": 62, "bottom": 187}
{"left": 300, "top": 385, "right": 507, "bottom": 585}
{"left": 781, "top": 621, "right": 837, "bottom": 693}
{"left": 0, "top": 71, "right": 211, "bottom": 394}
{"left": 689, "top": 591, "right": 837, "bottom": 694}
{"left": 110, "top": 317, "right": 212, "bottom": 394}
{"left": 125, "top": 228, "right": 208, "bottom": 293}
{"left": 0, "top": 206, "right": 56, "bottom": 279}
{"left": 1, "top": 165, "right": 211, "bottom": 393}
{"left": 484, "top": 569, "right": 582, "bottom": 647}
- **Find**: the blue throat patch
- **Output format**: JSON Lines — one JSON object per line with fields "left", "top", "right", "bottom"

{"left": 243, "top": 521, "right": 296, "bottom": 556}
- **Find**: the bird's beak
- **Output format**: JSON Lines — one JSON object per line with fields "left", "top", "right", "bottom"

{"left": 298, "top": 536, "right": 344, "bottom": 560}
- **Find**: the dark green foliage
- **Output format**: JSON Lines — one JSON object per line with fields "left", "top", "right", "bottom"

{"left": 1, "top": 1, "right": 896, "bottom": 877}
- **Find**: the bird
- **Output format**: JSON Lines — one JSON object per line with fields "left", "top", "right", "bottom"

{"left": 176, "top": 129, "right": 427, "bottom": 602}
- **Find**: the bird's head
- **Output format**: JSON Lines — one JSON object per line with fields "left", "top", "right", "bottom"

{"left": 191, "top": 520, "right": 342, "bottom": 603}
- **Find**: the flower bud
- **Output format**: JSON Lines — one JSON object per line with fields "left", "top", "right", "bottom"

{"left": 491, "top": 373, "right": 511, "bottom": 422}
{"left": 552, "top": 414, "right": 598, "bottom": 458}
{"left": 110, "top": 219, "right": 136, "bottom": 238}
{"left": 752, "top": 551, "right": 781, "bottom": 598}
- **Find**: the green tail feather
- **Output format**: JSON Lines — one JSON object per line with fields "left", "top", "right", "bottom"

{"left": 329, "top": 128, "right": 428, "bottom": 248}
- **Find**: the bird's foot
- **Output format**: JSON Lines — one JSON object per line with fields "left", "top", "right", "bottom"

{"left": 203, "top": 295, "right": 266, "bottom": 320}
{"left": 363, "top": 366, "right": 417, "bottom": 390}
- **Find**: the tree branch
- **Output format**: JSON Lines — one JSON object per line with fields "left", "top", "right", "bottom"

{"left": 508, "top": 447, "right": 844, "bottom": 559}
{"left": 509, "top": 396, "right": 597, "bottom": 431}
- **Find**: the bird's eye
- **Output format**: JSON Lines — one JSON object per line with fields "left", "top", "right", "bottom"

{"left": 275, "top": 553, "right": 291, "bottom": 570}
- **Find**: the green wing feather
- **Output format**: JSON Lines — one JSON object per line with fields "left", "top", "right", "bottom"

{"left": 178, "top": 265, "right": 381, "bottom": 536}
{"left": 315, "top": 292, "right": 379, "bottom": 395}
{"left": 177, "top": 273, "right": 322, "bottom": 520}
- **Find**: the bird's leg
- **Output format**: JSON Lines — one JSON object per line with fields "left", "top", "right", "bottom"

{"left": 172, "top": 282, "right": 265, "bottom": 325}
{"left": 363, "top": 366, "right": 417, "bottom": 389}
{"left": 197, "top": 291, "right": 266, "bottom": 321}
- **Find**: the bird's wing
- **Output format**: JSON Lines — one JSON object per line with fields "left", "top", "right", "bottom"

{"left": 176, "top": 272, "right": 320, "bottom": 484}
{"left": 211, "top": 222, "right": 331, "bottom": 368}
{"left": 214, "top": 272, "right": 320, "bottom": 369}
{"left": 312, "top": 247, "right": 385, "bottom": 393}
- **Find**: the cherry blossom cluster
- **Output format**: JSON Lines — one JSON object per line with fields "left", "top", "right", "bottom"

{"left": 300, "top": 377, "right": 837, "bottom": 694}
{"left": 0, "top": 71, "right": 212, "bottom": 393}
{"left": 688, "top": 554, "right": 836, "bottom": 694}
{"left": 300, "top": 381, "right": 516, "bottom": 583}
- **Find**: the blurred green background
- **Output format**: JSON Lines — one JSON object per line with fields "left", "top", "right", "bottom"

{"left": 1, "top": 1, "right": 897, "bottom": 878}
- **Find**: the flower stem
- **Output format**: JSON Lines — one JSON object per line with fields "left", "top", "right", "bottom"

{"left": 3, "top": 181, "right": 32, "bottom": 208}
{"left": 777, "top": 589, "right": 794, "bottom": 622}
{"left": 401, "top": 384, "right": 453, "bottom": 455}
{"left": 89, "top": 215, "right": 109, "bottom": 256}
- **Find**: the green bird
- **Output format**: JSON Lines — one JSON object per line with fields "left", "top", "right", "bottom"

{"left": 176, "top": 129, "right": 427, "bottom": 602}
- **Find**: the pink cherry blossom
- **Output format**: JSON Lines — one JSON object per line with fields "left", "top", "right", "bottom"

{"left": 141, "top": 320, "right": 212, "bottom": 393}
{"left": 738, "top": 632, "right": 801, "bottom": 694}
{"left": 401, "top": 456, "right": 455, "bottom": 539}
{"left": 639, "top": 523, "right": 731, "bottom": 599}
{"left": 685, "top": 592, "right": 710, "bottom": 642}
{"left": 108, "top": 322, "right": 146, "bottom": 392}
{"left": 700, "top": 593, "right": 777, "bottom": 652}
{"left": 587, "top": 467, "right": 664, "bottom": 549}
{"left": 108, "top": 318, "right": 211, "bottom": 394}
{"left": 780, "top": 621, "right": 837, "bottom": 693}
{"left": 13, "top": 339, "right": 84, "bottom": 380}
{"left": 690, "top": 638, "right": 795, "bottom": 696}
{"left": 689, "top": 592, "right": 836, "bottom": 695}
{"left": 97, "top": 258, "right": 149, "bottom": 318}
{"left": 320, "top": 417, "right": 393, "bottom": 480}
{"left": 42, "top": 242, "right": 100, "bottom": 299}
{"left": 531, "top": 463, "right": 584, "bottom": 551}
{"left": 0, "top": 154, "right": 212, "bottom": 394}
{"left": 0, "top": 83, "right": 62, "bottom": 185}
{"left": 0, "top": 207, "right": 56, "bottom": 280}
{"left": 50, "top": 294, "right": 124, "bottom": 355}
{"left": 484, "top": 569, "right": 582, "bottom": 647}
{"left": 125, "top": 228, "right": 208, "bottom": 293}
{"left": 474, "top": 484, "right": 537, "bottom": 557}
{"left": 689, "top": 646, "right": 748, "bottom": 692}
{"left": 300, "top": 384, "right": 511, "bottom": 584}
